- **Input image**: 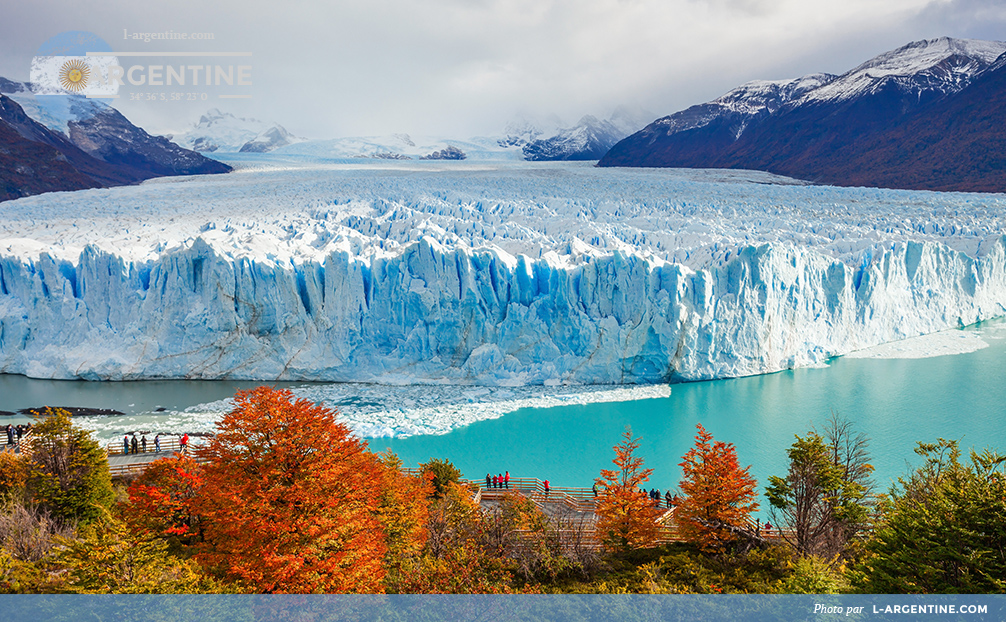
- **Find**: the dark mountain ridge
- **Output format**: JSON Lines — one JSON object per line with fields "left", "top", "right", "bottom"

{"left": 599, "top": 37, "right": 1006, "bottom": 193}
{"left": 1, "top": 81, "right": 230, "bottom": 202}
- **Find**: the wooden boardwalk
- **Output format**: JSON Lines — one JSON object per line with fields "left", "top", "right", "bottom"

{"left": 467, "top": 476, "right": 676, "bottom": 546}
{"left": 405, "top": 471, "right": 790, "bottom": 546}
{"left": 105, "top": 436, "right": 189, "bottom": 478}
{"left": 3, "top": 430, "right": 192, "bottom": 479}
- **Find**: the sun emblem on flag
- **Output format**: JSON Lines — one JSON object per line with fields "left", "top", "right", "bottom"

{"left": 58, "top": 58, "right": 90, "bottom": 92}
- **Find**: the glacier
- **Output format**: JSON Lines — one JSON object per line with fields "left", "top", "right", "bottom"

{"left": 2, "top": 159, "right": 1006, "bottom": 384}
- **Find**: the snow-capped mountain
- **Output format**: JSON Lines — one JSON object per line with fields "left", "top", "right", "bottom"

{"left": 238, "top": 125, "right": 301, "bottom": 153}
{"left": 800, "top": 37, "right": 1006, "bottom": 104}
{"left": 0, "top": 94, "right": 103, "bottom": 201}
{"left": 521, "top": 115, "right": 622, "bottom": 161}
{"left": 0, "top": 77, "right": 107, "bottom": 136}
{"left": 272, "top": 133, "right": 514, "bottom": 161}
{"left": 649, "top": 73, "right": 835, "bottom": 139}
{"left": 169, "top": 109, "right": 304, "bottom": 153}
{"left": 1, "top": 78, "right": 230, "bottom": 181}
{"left": 600, "top": 37, "right": 1006, "bottom": 192}
{"left": 521, "top": 107, "right": 652, "bottom": 161}
{"left": 496, "top": 113, "right": 565, "bottom": 148}
{"left": 0, "top": 80, "right": 229, "bottom": 202}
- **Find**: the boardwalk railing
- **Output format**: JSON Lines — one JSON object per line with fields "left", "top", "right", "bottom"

{"left": 475, "top": 477, "right": 597, "bottom": 512}
{"left": 107, "top": 461, "right": 156, "bottom": 479}
{"left": 1, "top": 430, "right": 34, "bottom": 454}
{"left": 402, "top": 470, "right": 601, "bottom": 511}
{"left": 107, "top": 436, "right": 183, "bottom": 456}
{"left": 105, "top": 436, "right": 195, "bottom": 479}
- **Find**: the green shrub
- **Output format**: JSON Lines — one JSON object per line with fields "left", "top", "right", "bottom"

{"left": 419, "top": 458, "right": 462, "bottom": 498}
{"left": 856, "top": 439, "right": 1006, "bottom": 593}
{"left": 779, "top": 556, "right": 848, "bottom": 594}
{"left": 24, "top": 409, "right": 113, "bottom": 525}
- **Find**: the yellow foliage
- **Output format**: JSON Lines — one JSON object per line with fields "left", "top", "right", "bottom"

{"left": 0, "top": 452, "right": 26, "bottom": 499}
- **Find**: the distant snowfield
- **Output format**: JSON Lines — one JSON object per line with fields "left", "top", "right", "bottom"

{"left": 4, "top": 157, "right": 1001, "bottom": 267}
{"left": 2, "top": 157, "right": 1006, "bottom": 384}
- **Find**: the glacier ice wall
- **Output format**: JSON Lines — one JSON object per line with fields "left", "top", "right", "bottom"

{"left": 3, "top": 234, "right": 1006, "bottom": 383}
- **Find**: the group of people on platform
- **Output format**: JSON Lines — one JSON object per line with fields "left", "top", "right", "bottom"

{"left": 482, "top": 472, "right": 554, "bottom": 498}
{"left": 122, "top": 432, "right": 188, "bottom": 455}
{"left": 485, "top": 471, "right": 511, "bottom": 489}
{"left": 648, "top": 488, "right": 676, "bottom": 509}
{"left": 4, "top": 423, "right": 30, "bottom": 449}
{"left": 482, "top": 472, "right": 679, "bottom": 508}
{"left": 589, "top": 482, "right": 676, "bottom": 508}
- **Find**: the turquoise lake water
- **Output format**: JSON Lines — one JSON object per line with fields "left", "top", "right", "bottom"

{"left": 1, "top": 322, "right": 1003, "bottom": 499}
{"left": 382, "top": 321, "right": 1006, "bottom": 495}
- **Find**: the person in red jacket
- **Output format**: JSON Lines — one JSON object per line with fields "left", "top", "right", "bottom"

{"left": 504, "top": 471, "right": 510, "bottom": 489}
{"left": 180, "top": 433, "right": 189, "bottom": 453}
{"left": 543, "top": 479, "right": 550, "bottom": 498}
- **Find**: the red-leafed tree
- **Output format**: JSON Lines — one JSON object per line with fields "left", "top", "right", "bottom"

{"left": 123, "top": 455, "right": 204, "bottom": 544}
{"left": 191, "top": 387, "right": 389, "bottom": 593}
{"left": 594, "top": 427, "right": 662, "bottom": 552}
{"left": 677, "top": 424, "right": 759, "bottom": 551}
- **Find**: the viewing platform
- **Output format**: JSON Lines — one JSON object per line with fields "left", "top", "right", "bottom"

{"left": 105, "top": 436, "right": 189, "bottom": 478}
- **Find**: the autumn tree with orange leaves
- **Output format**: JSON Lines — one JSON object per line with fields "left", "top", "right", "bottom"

{"left": 123, "top": 454, "right": 204, "bottom": 545}
{"left": 594, "top": 427, "right": 662, "bottom": 552}
{"left": 376, "top": 450, "right": 434, "bottom": 565}
{"left": 191, "top": 387, "right": 393, "bottom": 593}
{"left": 676, "top": 424, "right": 759, "bottom": 551}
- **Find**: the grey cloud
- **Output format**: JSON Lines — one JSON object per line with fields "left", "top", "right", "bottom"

{"left": 0, "top": 0, "right": 991, "bottom": 140}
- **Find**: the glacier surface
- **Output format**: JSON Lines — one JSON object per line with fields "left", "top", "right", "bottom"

{"left": 2, "top": 158, "right": 1006, "bottom": 384}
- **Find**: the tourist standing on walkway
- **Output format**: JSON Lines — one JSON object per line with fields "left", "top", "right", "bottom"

{"left": 504, "top": 471, "right": 510, "bottom": 489}
{"left": 180, "top": 433, "right": 189, "bottom": 453}
{"left": 665, "top": 490, "right": 673, "bottom": 508}
{"left": 15, "top": 425, "right": 23, "bottom": 446}
{"left": 141, "top": 436, "right": 147, "bottom": 453}
{"left": 543, "top": 479, "right": 550, "bottom": 498}
{"left": 5, "top": 425, "right": 13, "bottom": 447}
{"left": 497, "top": 473, "right": 503, "bottom": 490}
{"left": 154, "top": 434, "right": 161, "bottom": 453}
{"left": 592, "top": 482, "right": 598, "bottom": 498}
{"left": 485, "top": 473, "right": 491, "bottom": 489}
{"left": 123, "top": 434, "right": 129, "bottom": 454}
{"left": 131, "top": 435, "right": 138, "bottom": 455}
{"left": 492, "top": 474, "right": 498, "bottom": 489}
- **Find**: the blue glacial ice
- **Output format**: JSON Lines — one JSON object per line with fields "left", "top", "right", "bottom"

{"left": 2, "top": 159, "right": 1006, "bottom": 384}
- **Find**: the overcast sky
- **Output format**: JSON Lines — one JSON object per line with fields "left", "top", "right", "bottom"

{"left": 3, "top": 0, "right": 1006, "bottom": 138}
